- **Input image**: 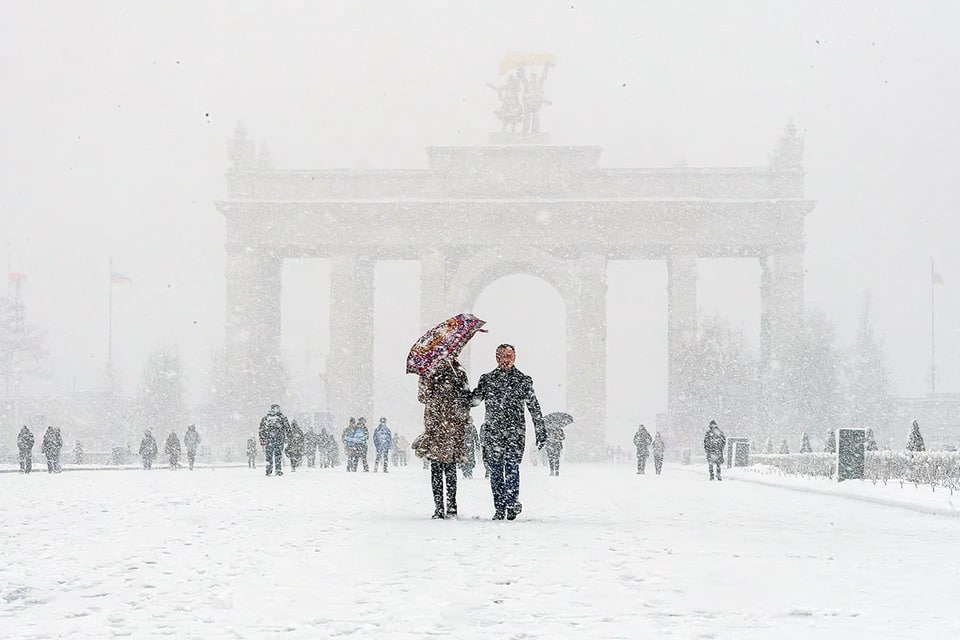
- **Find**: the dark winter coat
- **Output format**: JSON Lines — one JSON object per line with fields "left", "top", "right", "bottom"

{"left": 633, "top": 427, "right": 652, "bottom": 457}
{"left": 471, "top": 365, "right": 545, "bottom": 464}
{"left": 17, "top": 427, "right": 34, "bottom": 453}
{"left": 139, "top": 434, "right": 158, "bottom": 459}
{"left": 286, "top": 423, "right": 305, "bottom": 458}
{"left": 41, "top": 427, "right": 62, "bottom": 458}
{"left": 419, "top": 359, "right": 471, "bottom": 463}
{"left": 184, "top": 426, "right": 201, "bottom": 453}
{"left": 704, "top": 426, "right": 726, "bottom": 463}
{"left": 259, "top": 409, "right": 290, "bottom": 446}
{"left": 652, "top": 433, "right": 665, "bottom": 457}
{"left": 373, "top": 423, "right": 393, "bottom": 452}
{"left": 165, "top": 433, "right": 181, "bottom": 459}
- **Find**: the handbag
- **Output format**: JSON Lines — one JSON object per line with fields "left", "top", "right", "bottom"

{"left": 411, "top": 432, "right": 430, "bottom": 458}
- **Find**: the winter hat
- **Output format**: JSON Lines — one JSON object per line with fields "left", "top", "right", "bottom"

{"left": 709, "top": 420, "right": 717, "bottom": 426}
{"left": 380, "top": 417, "right": 386, "bottom": 423}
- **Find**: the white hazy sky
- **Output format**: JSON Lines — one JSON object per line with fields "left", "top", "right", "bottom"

{"left": 2, "top": 1, "right": 959, "bottom": 441}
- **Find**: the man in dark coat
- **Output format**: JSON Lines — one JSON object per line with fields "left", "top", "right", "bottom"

{"left": 41, "top": 426, "right": 63, "bottom": 473}
{"left": 183, "top": 424, "right": 201, "bottom": 470}
{"left": 633, "top": 424, "right": 652, "bottom": 474}
{"left": 165, "top": 432, "right": 182, "bottom": 469}
{"left": 703, "top": 420, "right": 726, "bottom": 481}
{"left": 17, "top": 425, "right": 35, "bottom": 473}
{"left": 259, "top": 404, "right": 290, "bottom": 476}
{"left": 139, "top": 429, "right": 158, "bottom": 470}
{"left": 471, "top": 344, "right": 546, "bottom": 521}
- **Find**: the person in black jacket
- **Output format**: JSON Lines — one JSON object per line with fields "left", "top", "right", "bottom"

{"left": 259, "top": 404, "right": 290, "bottom": 476}
{"left": 41, "top": 426, "right": 63, "bottom": 473}
{"left": 139, "top": 430, "right": 158, "bottom": 470}
{"left": 633, "top": 424, "right": 652, "bottom": 474}
{"left": 183, "top": 424, "right": 201, "bottom": 470}
{"left": 165, "top": 432, "right": 182, "bottom": 469}
{"left": 703, "top": 420, "right": 726, "bottom": 481}
{"left": 17, "top": 426, "right": 35, "bottom": 473}
{"left": 471, "top": 344, "right": 546, "bottom": 521}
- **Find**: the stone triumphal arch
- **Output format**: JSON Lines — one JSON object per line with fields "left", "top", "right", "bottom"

{"left": 218, "top": 123, "right": 812, "bottom": 456}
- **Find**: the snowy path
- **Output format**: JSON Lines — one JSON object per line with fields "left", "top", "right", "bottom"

{"left": 2, "top": 463, "right": 958, "bottom": 639}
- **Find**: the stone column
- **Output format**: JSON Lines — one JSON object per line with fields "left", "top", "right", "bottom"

{"left": 565, "top": 253, "right": 607, "bottom": 460}
{"left": 666, "top": 254, "right": 698, "bottom": 450}
{"left": 419, "top": 249, "right": 450, "bottom": 330}
{"left": 327, "top": 253, "right": 376, "bottom": 429}
{"left": 224, "top": 248, "right": 284, "bottom": 435}
{"left": 759, "top": 251, "right": 805, "bottom": 435}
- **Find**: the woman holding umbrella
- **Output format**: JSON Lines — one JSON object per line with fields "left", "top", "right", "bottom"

{"left": 543, "top": 412, "right": 571, "bottom": 476}
{"left": 418, "top": 357, "right": 471, "bottom": 519}
{"left": 408, "top": 314, "right": 486, "bottom": 519}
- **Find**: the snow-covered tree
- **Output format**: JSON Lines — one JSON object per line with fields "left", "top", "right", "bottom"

{"left": 763, "top": 437, "right": 773, "bottom": 454}
{"left": 779, "top": 439, "right": 790, "bottom": 454}
{"left": 791, "top": 309, "right": 846, "bottom": 436}
{"left": 847, "top": 293, "right": 894, "bottom": 438}
{"left": 677, "top": 315, "right": 760, "bottom": 439}
{"left": 865, "top": 428, "right": 878, "bottom": 451}
{"left": 824, "top": 429, "right": 836, "bottom": 454}
{"left": 799, "top": 431, "right": 812, "bottom": 453}
{"left": 136, "top": 342, "right": 185, "bottom": 435}
{"left": 0, "top": 292, "right": 47, "bottom": 396}
{"left": 907, "top": 420, "right": 925, "bottom": 452}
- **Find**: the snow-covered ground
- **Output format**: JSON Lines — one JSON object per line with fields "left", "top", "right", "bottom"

{"left": 2, "top": 461, "right": 958, "bottom": 639}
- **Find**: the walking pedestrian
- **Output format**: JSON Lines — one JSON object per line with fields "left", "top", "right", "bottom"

{"left": 544, "top": 420, "right": 565, "bottom": 476}
{"left": 41, "top": 426, "right": 63, "bottom": 473}
{"left": 652, "top": 432, "right": 665, "bottom": 475}
{"left": 286, "top": 420, "right": 305, "bottom": 471}
{"left": 183, "top": 424, "right": 201, "bottom": 470}
{"left": 419, "top": 357, "right": 471, "bottom": 518}
{"left": 304, "top": 426, "right": 318, "bottom": 467}
{"left": 704, "top": 420, "right": 726, "bottom": 481}
{"left": 373, "top": 417, "right": 392, "bottom": 473}
{"left": 471, "top": 344, "right": 546, "bottom": 521}
{"left": 139, "top": 430, "right": 158, "bottom": 470}
{"left": 259, "top": 404, "right": 290, "bottom": 476}
{"left": 165, "top": 432, "right": 182, "bottom": 469}
{"left": 246, "top": 436, "right": 257, "bottom": 468}
{"left": 17, "top": 426, "right": 35, "bottom": 474}
{"left": 633, "top": 424, "right": 652, "bottom": 474}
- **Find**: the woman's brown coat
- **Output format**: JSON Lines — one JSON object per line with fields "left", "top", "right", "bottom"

{"left": 417, "top": 359, "right": 470, "bottom": 463}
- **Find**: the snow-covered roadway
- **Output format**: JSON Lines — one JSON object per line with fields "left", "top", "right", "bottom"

{"left": 2, "top": 462, "right": 957, "bottom": 639}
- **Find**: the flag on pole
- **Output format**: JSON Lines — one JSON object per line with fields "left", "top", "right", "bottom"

{"left": 7, "top": 272, "right": 27, "bottom": 283}
{"left": 110, "top": 272, "right": 132, "bottom": 285}
{"left": 932, "top": 270, "right": 945, "bottom": 286}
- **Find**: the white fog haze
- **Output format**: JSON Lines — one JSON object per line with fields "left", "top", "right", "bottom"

{"left": 3, "top": 2, "right": 960, "bottom": 637}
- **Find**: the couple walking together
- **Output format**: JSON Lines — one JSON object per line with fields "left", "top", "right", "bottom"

{"left": 418, "top": 343, "right": 546, "bottom": 521}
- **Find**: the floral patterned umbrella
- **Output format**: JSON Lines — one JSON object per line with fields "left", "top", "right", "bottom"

{"left": 406, "top": 313, "right": 486, "bottom": 376}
